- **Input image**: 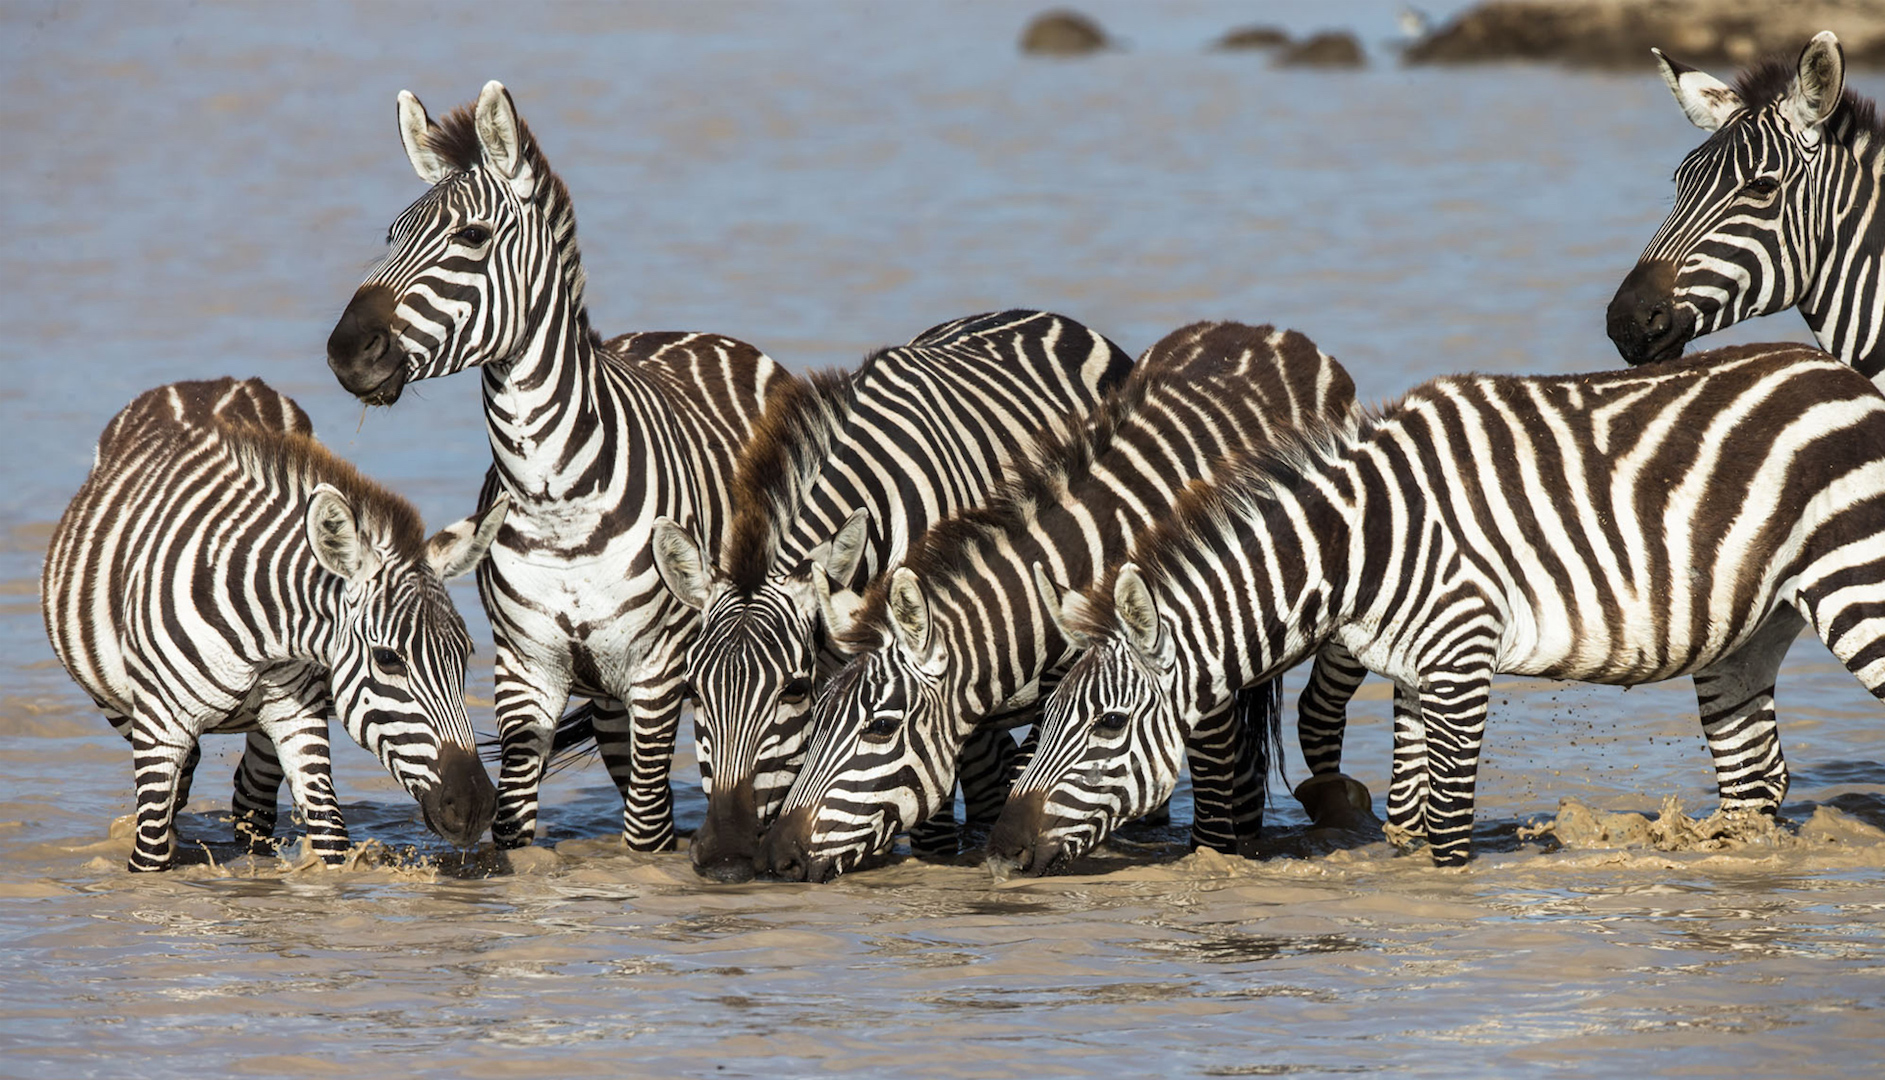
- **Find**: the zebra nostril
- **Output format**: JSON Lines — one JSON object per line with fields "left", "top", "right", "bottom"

{"left": 1647, "top": 307, "right": 1671, "bottom": 336}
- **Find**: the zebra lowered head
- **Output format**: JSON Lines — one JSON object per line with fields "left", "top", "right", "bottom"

{"left": 328, "top": 80, "right": 582, "bottom": 403}
{"left": 1609, "top": 32, "right": 1885, "bottom": 378}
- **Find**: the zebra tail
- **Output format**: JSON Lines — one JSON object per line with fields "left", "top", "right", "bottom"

{"left": 476, "top": 703, "right": 602, "bottom": 775}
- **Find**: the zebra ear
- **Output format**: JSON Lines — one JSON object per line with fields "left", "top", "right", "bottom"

{"left": 1654, "top": 49, "right": 1743, "bottom": 132}
{"left": 812, "top": 566, "right": 863, "bottom": 645}
{"left": 651, "top": 518, "right": 714, "bottom": 611}
{"left": 306, "top": 484, "right": 371, "bottom": 585}
{"left": 1782, "top": 31, "right": 1845, "bottom": 134}
{"left": 1032, "top": 562, "right": 1091, "bottom": 649}
{"left": 887, "top": 567, "right": 943, "bottom": 673}
{"left": 426, "top": 493, "right": 508, "bottom": 581}
{"left": 1112, "top": 564, "right": 1172, "bottom": 669}
{"left": 397, "top": 90, "right": 453, "bottom": 185}
{"left": 820, "top": 508, "right": 871, "bottom": 588}
{"left": 474, "top": 80, "right": 527, "bottom": 184}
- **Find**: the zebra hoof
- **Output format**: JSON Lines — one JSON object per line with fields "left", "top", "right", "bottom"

{"left": 1294, "top": 773, "right": 1379, "bottom": 831}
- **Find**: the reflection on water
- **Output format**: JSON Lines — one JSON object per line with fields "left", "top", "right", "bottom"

{"left": 5, "top": 1, "right": 1885, "bottom": 1077}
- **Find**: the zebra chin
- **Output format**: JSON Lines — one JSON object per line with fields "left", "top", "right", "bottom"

{"left": 413, "top": 744, "right": 498, "bottom": 848}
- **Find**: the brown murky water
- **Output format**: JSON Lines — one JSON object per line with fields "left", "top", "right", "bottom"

{"left": 4, "top": 2, "right": 1881, "bottom": 1077}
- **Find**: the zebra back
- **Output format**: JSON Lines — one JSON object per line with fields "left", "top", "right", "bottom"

{"left": 758, "top": 322, "right": 1357, "bottom": 881}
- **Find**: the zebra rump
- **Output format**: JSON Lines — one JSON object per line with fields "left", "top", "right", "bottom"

{"left": 42, "top": 378, "right": 503, "bottom": 871}
{"left": 1013, "top": 343, "right": 1885, "bottom": 868}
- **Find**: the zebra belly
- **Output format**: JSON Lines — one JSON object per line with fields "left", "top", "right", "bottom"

{"left": 1491, "top": 592, "right": 1796, "bottom": 687}
{"left": 485, "top": 541, "right": 684, "bottom": 696}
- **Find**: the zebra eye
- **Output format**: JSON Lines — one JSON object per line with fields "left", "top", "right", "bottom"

{"left": 861, "top": 713, "right": 900, "bottom": 740}
{"left": 454, "top": 224, "right": 492, "bottom": 246}
{"left": 1742, "top": 177, "right": 1780, "bottom": 199}
{"left": 1095, "top": 710, "right": 1130, "bottom": 734}
{"left": 371, "top": 647, "right": 407, "bottom": 675}
{"left": 779, "top": 678, "right": 813, "bottom": 706}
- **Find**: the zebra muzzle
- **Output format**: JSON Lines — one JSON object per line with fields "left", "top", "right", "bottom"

{"left": 756, "top": 806, "right": 835, "bottom": 882}
{"left": 417, "top": 744, "right": 498, "bottom": 848}
{"left": 1606, "top": 260, "right": 1693, "bottom": 365}
{"left": 327, "top": 285, "right": 410, "bottom": 405}
{"left": 692, "top": 777, "right": 761, "bottom": 884}
{"left": 985, "top": 790, "right": 1066, "bottom": 876}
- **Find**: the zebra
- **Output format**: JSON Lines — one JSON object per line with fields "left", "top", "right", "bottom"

{"left": 1609, "top": 32, "right": 1885, "bottom": 380}
{"left": 324, "top": 82, "right": 788, "bottom": 853}
{"left": 42, "top": 377, "right": 505, "bottom": 872}
{"left": 757, "top": 321, "right": 1361, "bottom": 883}
{"left": 991, "top": 342, "right": 1885, "bottom": 871}
{"left": 642, "top": 310, "right": 1132, "bottom": 881}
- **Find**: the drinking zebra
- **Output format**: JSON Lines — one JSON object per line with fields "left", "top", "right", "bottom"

{"left": 992, "top": 343, "right": 1885, "bottom": 871}
{"left": 758, "top": 321, "right": 1360, "bottom": 882}
{"left": 642, "top": 309, "right": 1132, "bottom": 881}
{"left": 325, "top": 82, "right": 789, "bottom": 852}
{"left": 1609, "top": 32, "right": 1885, "bottom": 380}
{"left": 42, "top": 378, "right": 504, "bottom": 872}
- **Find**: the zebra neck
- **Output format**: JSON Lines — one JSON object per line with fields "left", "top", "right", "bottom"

{"left": 477, "top": 286, "right": 613, "bottom": 503}
{"left": 1801, "top": 135, "right": 1885, "bottom": 376}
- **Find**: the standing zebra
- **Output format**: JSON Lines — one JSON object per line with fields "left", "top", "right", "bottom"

{"left": 992, "top": 343, "right": 1885, "bottom": 871}
{"left": 758, "top": 322, "right": 1359, "bottom": 883}
{"left": 43, "top": 378, "right": 504, "bottom": 872}
{"left": 644, "top": 310, "right": 1132, "bottom": 882}
{"left": 1609, "top": 32, "right": 1885, "bottom": 379}
{"left": 325, "top": 82, "right": 788, "bottom": 852}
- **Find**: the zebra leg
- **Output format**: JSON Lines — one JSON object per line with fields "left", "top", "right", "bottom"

{"left": 1383, "top": 681, "right": 1429, "bottom": 846}
{"left": 173, "top": 741, "right": 202, "bottom": 819}
{"left": 960, "top": 723, "right": 1021, "bottom": 827}
{"left": 126, "top": 719, "right": 197, "bottom": 872}
{"left": 254, "top": 675, "right": 349, "bottom": 865}
{"left": 595, "top": 687, "right": 685, "bottom": 853}
{"left": 1416, "top": 661, "right": 1495, "bottom": 867}
{"left": 1299, "top": 643, "right": 1368, "bottom": 775}
{"left": 1693, "top": 609, "right": 1801, "bottom": 816}
{"left": 1184, "top": 697, "right": 1251, "bottom": 854}
{"left": 231, "top": 730, "right": 284, "bottom": 851}
{"left": 490, "top": 649, "right": 573, "bottom": 849}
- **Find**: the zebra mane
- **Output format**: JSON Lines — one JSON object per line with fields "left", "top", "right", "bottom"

{"left": 723, "top": 367, "right": 861, "bottom": 591}
{"left": 1065, "top": 415, "right": 1361, "bottom": 645}
{"left": 426, "top": 102, "right": 598, "bottom": 345}
{"left": 221, "top": 423, "right": 428, "bottom": 563}
{"left": 841, "top": 322, "right": 1293, "bottom": 650}
{"left": 1731, "top": 54, "right": 1884, "bottom": 146}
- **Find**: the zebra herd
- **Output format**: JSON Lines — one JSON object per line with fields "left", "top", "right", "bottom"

{"left": 39, "top": 33, "right": 1885, "bottom": 877}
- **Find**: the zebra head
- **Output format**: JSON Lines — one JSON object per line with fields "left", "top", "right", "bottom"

{"left": 651, "top": 513, "right": 869, "bottom": 882}
{"left": 1609, "top": 32, "right": 1850, "bottom": 365}
{"left": 757, "top": 567, "right": 963, "bottom": 882}
{"left": 988, "top": 564, "right": 1184, "bottom": 875}
{"left": 329, "top": 81, "right": 583, "bottom": 404}
{"left": 307, "top": 485, "right": 509, "bottom": 848}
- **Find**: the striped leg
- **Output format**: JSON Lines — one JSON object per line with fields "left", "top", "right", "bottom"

{"left": 599, "top": 683, "right": 685, "bottom": 853}
{"left": 1184, "top": 680, "right": 1274, "bottom": 854}
{"left": 1298, "top": 644, "right": 1367, "bottom": 775}
{"left": 491, "top": 646, "right": 572, "bottom": 849}
{"left": 174, "top": 741, "right": 202, "bottom": 819}
{"left": 1693, "top": 610, "right": 1800, "bottom": 815}
{"left": 127, "top": 719, "right": 196, "bottom": 872}
{"left": 1384, "top": 682, "right": 1429, "bottom": 845}
{"left": 1417, "top": 660, "right": 1495, "bottom": 867}
{"left": 254, "top": 673, "right": 348, "bottom": 865}
{"left": 960, "top": 724, "right": 1022, "bottom": 827}
{"left": 231, "top": 730, "right": 284, "bottom": 851}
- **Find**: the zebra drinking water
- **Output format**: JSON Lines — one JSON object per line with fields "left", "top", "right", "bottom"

{"left": 42, "top": 378, "right": 504, "bottom": 872}
{"left": 757, "top": 322, "right": 1360, "bottom": 883}
{"left": 325, "top": 82, "right": 789, "bottom": 852}
{"left": 642, "top": 309, "right": 1132, "bottom": 882}
{"left": 1609, "top": 32, "right": 1885, "bottom": 380}
{"left": 993, "top": 343, "right": 1885, "bottom": 871}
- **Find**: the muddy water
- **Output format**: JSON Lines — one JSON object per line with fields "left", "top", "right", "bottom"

{"left": 4, "top": 2, "right": 1883, "bottom": 1076}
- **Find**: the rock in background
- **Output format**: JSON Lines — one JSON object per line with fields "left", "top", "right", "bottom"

{"left": 1405, "top": 0, "right": 1885, "bottom": 68}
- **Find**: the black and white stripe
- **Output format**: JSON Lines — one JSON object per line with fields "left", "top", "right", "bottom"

{"left": 42, "top": 378, "right": 502, "bottom": 871}
{"left": 1609, "top": 33, "right": 1885, "bottom": 379}
{"left": 644, "top": 310, "right": 1131, "bottom": 880}
{"left": 757, "top": 322, "right": 1359, "bottom": 882}
{"left": 1003, "top": 343, "right": 1885, "bottom": 869}
{"left": 326, "top": 82, "right": 788, "bottom": 852}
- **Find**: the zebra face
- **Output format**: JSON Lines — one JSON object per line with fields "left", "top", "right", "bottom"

{"left": 329, "top": 82, "right": 557, "bottom": 403}
{"left": 990, "top": 637, "right": 1179, "bottom": 874}
{"left": 757, "top": 641, "right": 957, "bottom": 883}
{"left": 309, "top": 487, "right": 505, "bottom": 848}
{"left": 1609, "top": 34, "right": 1846, "bottom": 364}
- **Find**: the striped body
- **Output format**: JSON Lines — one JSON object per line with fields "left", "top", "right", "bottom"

{"left": 1609, "top": 33, "right": 1885, "bottom": 379}
{"left": 326, "top": 83, "right": 786, "bottom": 852}
{"left": 43, "top": 378, "right": 500, "bottom": 871}
{"left": 758, "top": 322, "right": 1358, "bottom": 882}
{"left": 650, "top": 310, "right": 1131, "bottom": 880}
{"left": 1009, "top": 344, "right": 1885, "bottom": 869}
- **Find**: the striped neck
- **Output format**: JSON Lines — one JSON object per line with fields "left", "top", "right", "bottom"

{"left": 1799, "top": 119, "right": 1885, "bottom": 372}
{"left": 478, "top": 269, "right": 610, "bottom": 505}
